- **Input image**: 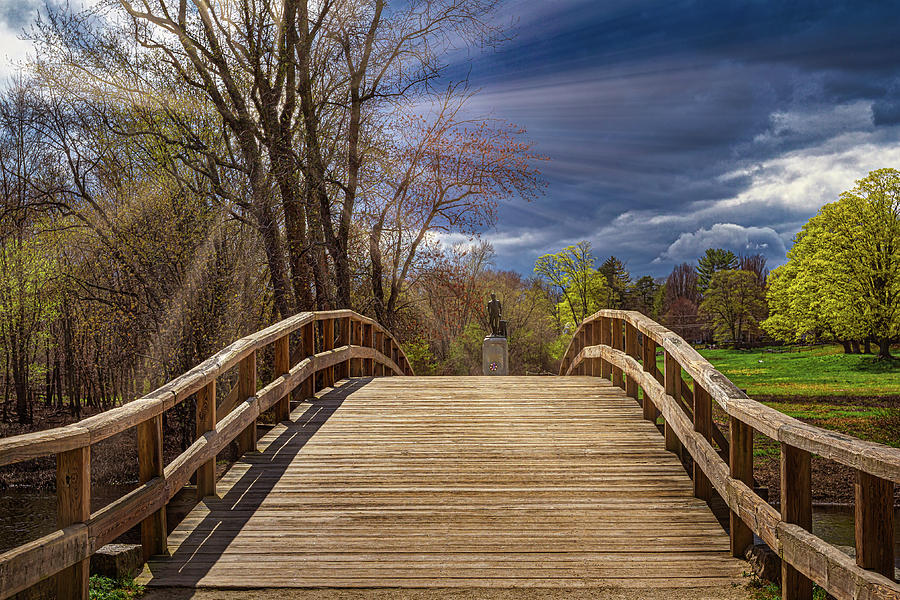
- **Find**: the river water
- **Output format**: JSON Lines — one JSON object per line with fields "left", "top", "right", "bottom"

{"left": 0, "top": 488, "right": 897, "bottom": 568}
{"left": 0, "top": 484, "right": 139, "bottom": 554}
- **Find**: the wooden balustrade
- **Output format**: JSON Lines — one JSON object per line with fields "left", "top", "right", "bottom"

{"left": 0, "top": 310, "right": 412, "bottom": 600}
{"left": 560, "top": 309, "right": 900, "bottom": 600}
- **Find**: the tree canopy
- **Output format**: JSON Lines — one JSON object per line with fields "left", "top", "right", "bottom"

{"left": 763, "top": 168, "right": 900, "bottom": 359}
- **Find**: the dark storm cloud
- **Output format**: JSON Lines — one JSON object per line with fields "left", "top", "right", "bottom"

{"left": 0, "top": 0, "right": 40, "bottom": 29}
{"left": 452, "top": 0, "right": 900, "bottom": 277}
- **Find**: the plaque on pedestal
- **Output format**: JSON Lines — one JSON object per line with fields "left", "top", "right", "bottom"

{"left": 482, "top": 336, "right": 509, "bottom": 375}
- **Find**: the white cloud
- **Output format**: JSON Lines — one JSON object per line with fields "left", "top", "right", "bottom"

{"left": 655, "top": 223, "right": 786, "bottom": 263}
{"left": 592, "top": 111, "right": 900, "bottom": 270}
{"left": 0, "top": 27, "right": 33, "bottom": 81}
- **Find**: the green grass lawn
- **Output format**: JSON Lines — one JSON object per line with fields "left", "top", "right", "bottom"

{"left": 691, "top": 344, "right": 900, "bottom": 449}
{"left": 696, "top": 344, "right": 900, "bottom": 397}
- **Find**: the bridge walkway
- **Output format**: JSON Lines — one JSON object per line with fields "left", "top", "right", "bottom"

{"left": 140, "top": 375, "right": 743, "bottom": 589}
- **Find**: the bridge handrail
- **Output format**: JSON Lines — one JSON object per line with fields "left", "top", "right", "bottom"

{"left": 560, "top": 309, "right": 899, "bottom": 600}
{"left": 0, "top": 310, "right": 412, "bottom": 599}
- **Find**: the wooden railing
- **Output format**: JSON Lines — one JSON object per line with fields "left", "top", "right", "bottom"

{"left": 0, "top": 310, "right": 412, "bottom": 600}
{"left": 560, "top": 310, "right": 898, "bottom": 600}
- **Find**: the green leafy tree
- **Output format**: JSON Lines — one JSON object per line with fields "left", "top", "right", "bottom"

{"left": 764, "top": 168, "right": 900, "bottom": 359}
{"left": 699, "top": 270, "right": 766, "bottom": 348}
{"left": 763, "top": 229, "right": 866, "bottom": 349}
{"left": 697, "top": 248, "right": 738, "bottom": 294}
{"left": 534, "top": 241, "right": 611, "bottom": 329}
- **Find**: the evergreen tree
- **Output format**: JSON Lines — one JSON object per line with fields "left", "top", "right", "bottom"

{"left": 598, "top": 256, "right": 631, "bottom": 308}
{"left": 697, "top": 248, "right": 738, "bottom": 294}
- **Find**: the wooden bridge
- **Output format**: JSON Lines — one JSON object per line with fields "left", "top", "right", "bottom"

{"left": 0, "top": 310, "right": 897, "bottom": 599}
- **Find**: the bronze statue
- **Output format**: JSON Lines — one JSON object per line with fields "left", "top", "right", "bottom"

{"left": 487, "top": 293, "right": 503, "bottom": 337}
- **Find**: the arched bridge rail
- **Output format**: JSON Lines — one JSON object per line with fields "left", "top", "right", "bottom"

{"left": 560, "top": 309, "right": 899, "bottom": 600}
{"left": 0, "top": 310, "right": 412, "bottom": 600}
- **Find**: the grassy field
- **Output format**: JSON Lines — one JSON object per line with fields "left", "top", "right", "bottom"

{"left": 680, "top": 344, "right": 900, "bottom": 503}
{"left": 694, "top": 344, "right": 900, "bottom": 456}
{"left": 696, "top": 344, "right": 900, "bottom": 397}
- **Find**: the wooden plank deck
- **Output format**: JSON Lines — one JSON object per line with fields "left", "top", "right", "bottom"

{"left": 141, "top": 376, "right": 745, "bottom": 589}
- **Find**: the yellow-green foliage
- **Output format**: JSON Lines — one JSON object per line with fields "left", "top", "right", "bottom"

{"left": 534, "top": 240, "right": 612, "bottom": 330}
{"left": 764, "top": 168, "right": 900, "bottom": 353}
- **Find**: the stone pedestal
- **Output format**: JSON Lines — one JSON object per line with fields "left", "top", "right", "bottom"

{"left": 482, "top": 336, "right": 509, "bottom": 375}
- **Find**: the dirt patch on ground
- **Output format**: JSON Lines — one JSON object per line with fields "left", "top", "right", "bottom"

{"left": 142, "top": 587, "right": 752, "bottom": 600}
{"left": 754, "top": 454, "right": 900, "bottom": 507}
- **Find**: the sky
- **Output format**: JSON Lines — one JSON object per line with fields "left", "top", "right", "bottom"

{"left": 441, "top": 0, "right": 900, "bottom": 277}
{"left": 1, "top": 0, "right": 899, "bottom": 278}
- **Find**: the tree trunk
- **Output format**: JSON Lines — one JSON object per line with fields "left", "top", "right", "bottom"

{"left": 370, "top": 223, "right": 386, "bottom": 325}
{"left": 876, "top": 337, "right": 893, "bottom": 361}
{"left": 54, "top": 358, "right": 63, "bottom": 409}
{"left": 863, "top": 339, "right": 872, "bottom": 354}
{"left": 2, "top": 349, "right": 8, "bottom": 423}
{"left": 253, "top": 201, "right": 294, "bottom": 319}
{"left": 12, "top": 333, "right": 28, "bottom": 425}
{"left": 44, "top": 345, "right": 51, "bottom": 406}
{"left": 841, "top": 340, "right": 852, "bottom": 354}
{"left": 850, "top": 340, "right": 861, "bottom": 354}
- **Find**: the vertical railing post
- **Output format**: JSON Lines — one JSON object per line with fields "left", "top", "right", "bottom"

{"left": 591, "top": 320, "right": 602, "bottom": 377}
{"left": 575, "top": 326, "right": 583, "bottom": 374}
{"left": 274, "top": 334, "right": 291, "bottom": 422}
{"left": 692, "top": 385, "right": 713, "bottom": 501}
{"left": 375, "top": 331, "right": 384, "bottom": 376}
{"left": 302, "top": 322, "right": 315, "bottom": 398}
{"left": 357, "top": 320, "right": 365, "bottom": 376}
{"left": 855, "top": 470, "right": 895, "bottom": 580}
{"left": 137, "top": 414, "right": 167, "bottom": 560}
{"left": 364, "top": 323, "right": 374, "bottom": 375}
{"left": 236, "top": 350, "right": 257, "bottom": 454}
{"left": 196, "top": 381, "right": 216, "bottom": 498}
{"left": 624, "top": 322, "right": 638, "bottom": 402}
{"left": 351, "top": 320, "right": 361, "bottom": 377}
{"left": 323, "top": 318, "right": 335, "bottom": 387}
{"left": 729, "top": 417, "right": 754, "bottom": 557}
{"left": 611, "top": 318, "right": 624, "bottom": 389}
{"left": 599, "top": 316, "right": 612, "bottom": 380}
{"left": 340, "top": 316, "right": 351, "bottom": 381}
{"left": 781, "top": 443, "right": 813, "bottom": 600}
{"left": 663, "top": 352, "right": 684, "bottom": 458}
{"left": 386, "top": 336, "right": 394, "bottom": 375}
{"left": 56, "top": 446, "right": 90, "bottom": 600}
{"left": 641, "top": 337, "right": 659, "bottom": 423}
{"left": 581, "top": 321, "right": 594, "bottom": 375}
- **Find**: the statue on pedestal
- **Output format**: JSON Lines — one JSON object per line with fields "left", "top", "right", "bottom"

{"left": 483, "top": 292, "right": 509, "bottom": 375}
{"left": 487, "top": 293, "right": 503, "bottom": 337}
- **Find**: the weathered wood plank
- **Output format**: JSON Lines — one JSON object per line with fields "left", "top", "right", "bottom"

{"left": 196, "top": 381, "right": 216, "bottom": 499}
{"left": 854, "top": 470, "right": 895, "bottom": 580}
{"left": 273, "top": 334, "right": 291, "bottom": 422}
{"left": 729, "top": 416, "right": 754, "bottom": 558}
{"left": 56, "top": 447, "right": 90, "bottom": 600}
{"left": 137, "top": 415, "right": 166, "bottom": 561}
{"left": 236, "top": 351, "right": 257, "bottom": 455}
{"left": 781, "top": 443, "right": 812, "bottom": 600}
{"left": 142, "top": 376, "right": 743, "bottom": 590}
